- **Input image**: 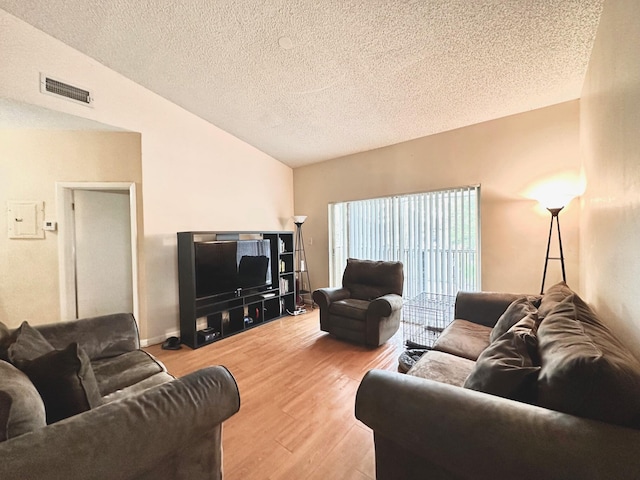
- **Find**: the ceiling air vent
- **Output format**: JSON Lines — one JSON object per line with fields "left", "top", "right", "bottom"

{"left": 40, "top": 73, "right": 93, "bottom": 106}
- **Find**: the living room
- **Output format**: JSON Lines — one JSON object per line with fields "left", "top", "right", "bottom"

{"left": 1, "top": 0, "right": 639, "bottom": 478}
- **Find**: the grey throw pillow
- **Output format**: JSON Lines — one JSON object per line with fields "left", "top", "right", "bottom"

{"left": 464, "top": 313, "right": 541, "bottom": 403}
{"left": 0, "top": 360, "right": 47, "bottom": 440}
{"left": 490, "top": 297, "right": 538, "bottom": 343}
{"left": 7, "top": 322, "right": 55, "bottom": 363}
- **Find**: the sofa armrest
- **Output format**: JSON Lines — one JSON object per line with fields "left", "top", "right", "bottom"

{"left": 454, "top": 291, "right": 530, "bottom": 328}
{"left": 36, "top": 313, "right": 140, "bottom": 360}
{"left": 368, "top": 294, "right": 403, "bottom": 317}
{"left": 356, "top": 370, "right": 640, "bottom": 480}
{"left": 0, "top": 366, "right": 241, "bottom": 480}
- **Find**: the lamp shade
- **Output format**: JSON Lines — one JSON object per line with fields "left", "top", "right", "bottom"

{"left": 538, "top": 193, "right": 574, "bottom": 210}
{"left": 293, "top": 215, "right": 307, "bottom": 224}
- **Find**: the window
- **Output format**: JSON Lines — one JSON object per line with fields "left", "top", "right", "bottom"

{"left": 329, "top": 186, "right": 480, "bottom": 300}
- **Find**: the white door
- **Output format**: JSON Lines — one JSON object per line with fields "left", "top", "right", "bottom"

{"left": 73, "top": 189, "right": 133, "bottom": 318}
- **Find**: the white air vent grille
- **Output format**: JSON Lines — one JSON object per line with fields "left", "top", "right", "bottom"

{"left": 40, "top": 74, "right": 93, "bottom": 106}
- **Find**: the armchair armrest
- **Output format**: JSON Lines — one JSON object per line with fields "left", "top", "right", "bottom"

{"left": 312, "top": 287, "right": 350, "bottom": 308}
{"left": 0, "top": 366, "right": 241, "bottom": 480}
{"left": 368, "top": 294, "right": 403, "bottom": 317}
{"left": 356, "top": 370, "right": 640, "bottom": 480}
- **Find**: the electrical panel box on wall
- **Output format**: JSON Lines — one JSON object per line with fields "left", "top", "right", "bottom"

{"left": 7, "top": 201, "right": 45, "bottom": 239}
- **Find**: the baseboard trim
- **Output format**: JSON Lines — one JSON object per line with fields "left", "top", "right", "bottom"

{"left": 141, "top": 329, "right": 179, "bottom": 348}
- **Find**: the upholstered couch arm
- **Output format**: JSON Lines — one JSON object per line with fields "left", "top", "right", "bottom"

{"left": 312, "top": 287, "right": 351, "bottom": 308}
{"left": 356, "top": 370, "right": 640, "bottom": 480}
{"left": 0, "top": 366, "right": 241, "bottom": 480}
{"left": 368, "top": 294, "right": 403, "bottom": 317}
{"left": 35, "top": 313, "right": 140, "bottom": 360}
{"left": 454, "top": 291, "right": 529, "bottom": 328}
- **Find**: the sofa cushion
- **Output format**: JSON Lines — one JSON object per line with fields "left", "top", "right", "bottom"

{"left": 464, "top": 313, "right": 540, "bottom": 403}
{"left": 490, "top": 297, "right": 538, "bottom": 343}
{"left": 432, "top": 319, "right": 492, "bottom": 361}
{"left": 0, "top": 360, "right": 47, "bottom": 440}
{"left": 7, "top": 321, "right": 55, "bottom": 363}
{"left": 102, "top": 371, "right": 175, "bottom": 404}
{"left": 538, "top": 281, "right": 574, "bottom": 319}
{"left": 17, "top": 343, "right": 103, "bottom": 424}
{"left": 329, "top": 298, "right": 369, "bottom": 321}
{"left": 408, "top": 350, "right": 476, "bottom": 386}
{"left": 92, "top": 350, "right": 166, "bottom": 397}
{"left": 538, "top": 294, "right": 640, "bottom": 428}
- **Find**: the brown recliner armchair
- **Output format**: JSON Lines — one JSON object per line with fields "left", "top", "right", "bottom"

{"left": 313, "top": 258, "right": 404, "bottom": 347}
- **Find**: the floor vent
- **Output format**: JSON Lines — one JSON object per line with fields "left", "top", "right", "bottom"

{"left": 40, "top": 73, "right": 93, "bottom": 106}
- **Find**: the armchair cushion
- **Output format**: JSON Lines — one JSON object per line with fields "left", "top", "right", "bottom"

{"left": 342, "top": 258, "right": 404, "bottom": 300}
{"left": 330, "top": 299, "right": 369, "bottom": 320}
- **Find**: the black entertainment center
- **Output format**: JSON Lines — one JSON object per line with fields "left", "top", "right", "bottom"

{"left": 177, "top": 231, "right": 296, "bottom": 348}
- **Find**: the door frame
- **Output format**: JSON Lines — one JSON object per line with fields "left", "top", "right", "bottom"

{"left": 56, "top": 182, "right": 139, "bottom": 323}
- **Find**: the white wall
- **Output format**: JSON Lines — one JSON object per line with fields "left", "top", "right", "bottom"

{"left": 0, "top": 130, "right": 141, "bottom": 327}
{"left": 580, "top": 0, "right": 640, "bottom": 358}
{"left": 294, "top": 101, "right": 582, "bottom": 297}
{"left": 0, "top": 10, "right": 294, "bottom": 343}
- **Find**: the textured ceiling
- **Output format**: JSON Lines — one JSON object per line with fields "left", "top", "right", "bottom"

{"left": 0, "top": 1, "right": 603, "bottom": 167}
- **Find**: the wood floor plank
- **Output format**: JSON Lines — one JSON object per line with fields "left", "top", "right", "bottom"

{"left": 146, "top": 309, "right": 403, "bottom": 479}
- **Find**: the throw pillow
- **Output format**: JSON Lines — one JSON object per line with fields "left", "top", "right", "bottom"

{"left": 538, "top": 281, "right": 574, "bottom": 319}
{"left": 0, "top": 360, "right": 47, "bottom": 440}
{"left": 537, "top": 294, "right": 640, "bottom": 428}
{"left": 17, "top": 343, "right": 103, "bottom": 424}
{"left": 490, "top": 297, "right": 538, "bottom": 343}
{"left": 0, "top": 321, "right": 12, "bottom": 362}
{"left": 7, "top": 321, "right": 55, "bottom": 363}
{"left": 464, "top": 312, "right": 541, "bottom": 403}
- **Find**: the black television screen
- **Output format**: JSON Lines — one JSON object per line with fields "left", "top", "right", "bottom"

{"left": 194, "top": 239, "right": 272, "bottom": 299}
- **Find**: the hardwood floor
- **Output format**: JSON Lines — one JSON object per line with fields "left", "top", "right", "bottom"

{"left": 146, "top": 309, "right": 404, "bottom": 480}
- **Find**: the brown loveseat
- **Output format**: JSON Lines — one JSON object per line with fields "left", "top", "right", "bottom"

{"left": 313, "top": 258, "right": 404, "bottom": 347}
{"left": 356, "top": 282, "right": 640, "bottom": 479}
{"left": 0, "top": 313, "right": 240, "bottom": 480}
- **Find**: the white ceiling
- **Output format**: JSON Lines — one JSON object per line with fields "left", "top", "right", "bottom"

{"left": 0, "top": 1, "right": 603, "bottom": 168}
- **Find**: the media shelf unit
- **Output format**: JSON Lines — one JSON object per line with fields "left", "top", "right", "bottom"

{"left": 177, "top": 231, "right": 296, "bottom": 349}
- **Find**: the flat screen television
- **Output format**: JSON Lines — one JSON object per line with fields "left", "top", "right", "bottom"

{"left": 194, "top": 239, "right": 272, "bottom": 299}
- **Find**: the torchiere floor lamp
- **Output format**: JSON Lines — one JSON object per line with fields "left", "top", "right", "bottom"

{"left": 540, "top": 205, "right": 566, "bottom": 295}
{"left": 293, "top": 215, "right": 313, "bottom": 310}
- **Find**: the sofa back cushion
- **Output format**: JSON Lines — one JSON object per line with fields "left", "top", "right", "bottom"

{"left": 0, "top": 360, "right": 47, "bottom": 440}
{"left": 342, "top": 258, "right": 404, "bottom": 300}
{"left": 538, "top": 281, "right": 573, "bottom": 319}
{"left": 537, "top": 293, "right": 640, "bottom": 428}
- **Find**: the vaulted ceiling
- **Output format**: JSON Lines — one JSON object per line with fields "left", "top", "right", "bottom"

{"left": 0, "top": 1, "right": 603, "bottom": 167}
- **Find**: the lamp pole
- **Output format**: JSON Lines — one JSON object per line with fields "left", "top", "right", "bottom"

{"left": 540, "top": 206, "right": 566, "bottom": 295}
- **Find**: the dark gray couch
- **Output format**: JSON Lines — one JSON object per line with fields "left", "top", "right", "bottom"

{"left": 356, "top": 283, "right": 640, "bottom": 479}
{"left": 0, "top": 313, "right": 240, "bottom": 480}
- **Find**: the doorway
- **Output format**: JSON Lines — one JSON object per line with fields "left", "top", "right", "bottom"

{"left": 56, "top": 182, "right": 139, "bottom": 322}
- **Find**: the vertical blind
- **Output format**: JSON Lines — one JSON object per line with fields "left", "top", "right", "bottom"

{"left": 329, "top": 186, "right": 480, "bottom": 300}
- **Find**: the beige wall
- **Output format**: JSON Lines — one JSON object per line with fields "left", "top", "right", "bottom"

{"left": 0, "top": 130, "right": 142, "bottom": 327}
{"left": 580, "top": 0, "right": 640, "bottom": 357}
{"left": 0, "top": 11, "right": 294, "bottom": 343}
{"left": 294, "top": 101, "right": 581, "bottom": 296}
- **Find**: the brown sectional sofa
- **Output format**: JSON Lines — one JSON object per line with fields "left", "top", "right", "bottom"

{"left": 0, "top": 313, "right": 240, "bottom": 480}
{"left": 356, "top": 282, "right": 640, "bottom": 479}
